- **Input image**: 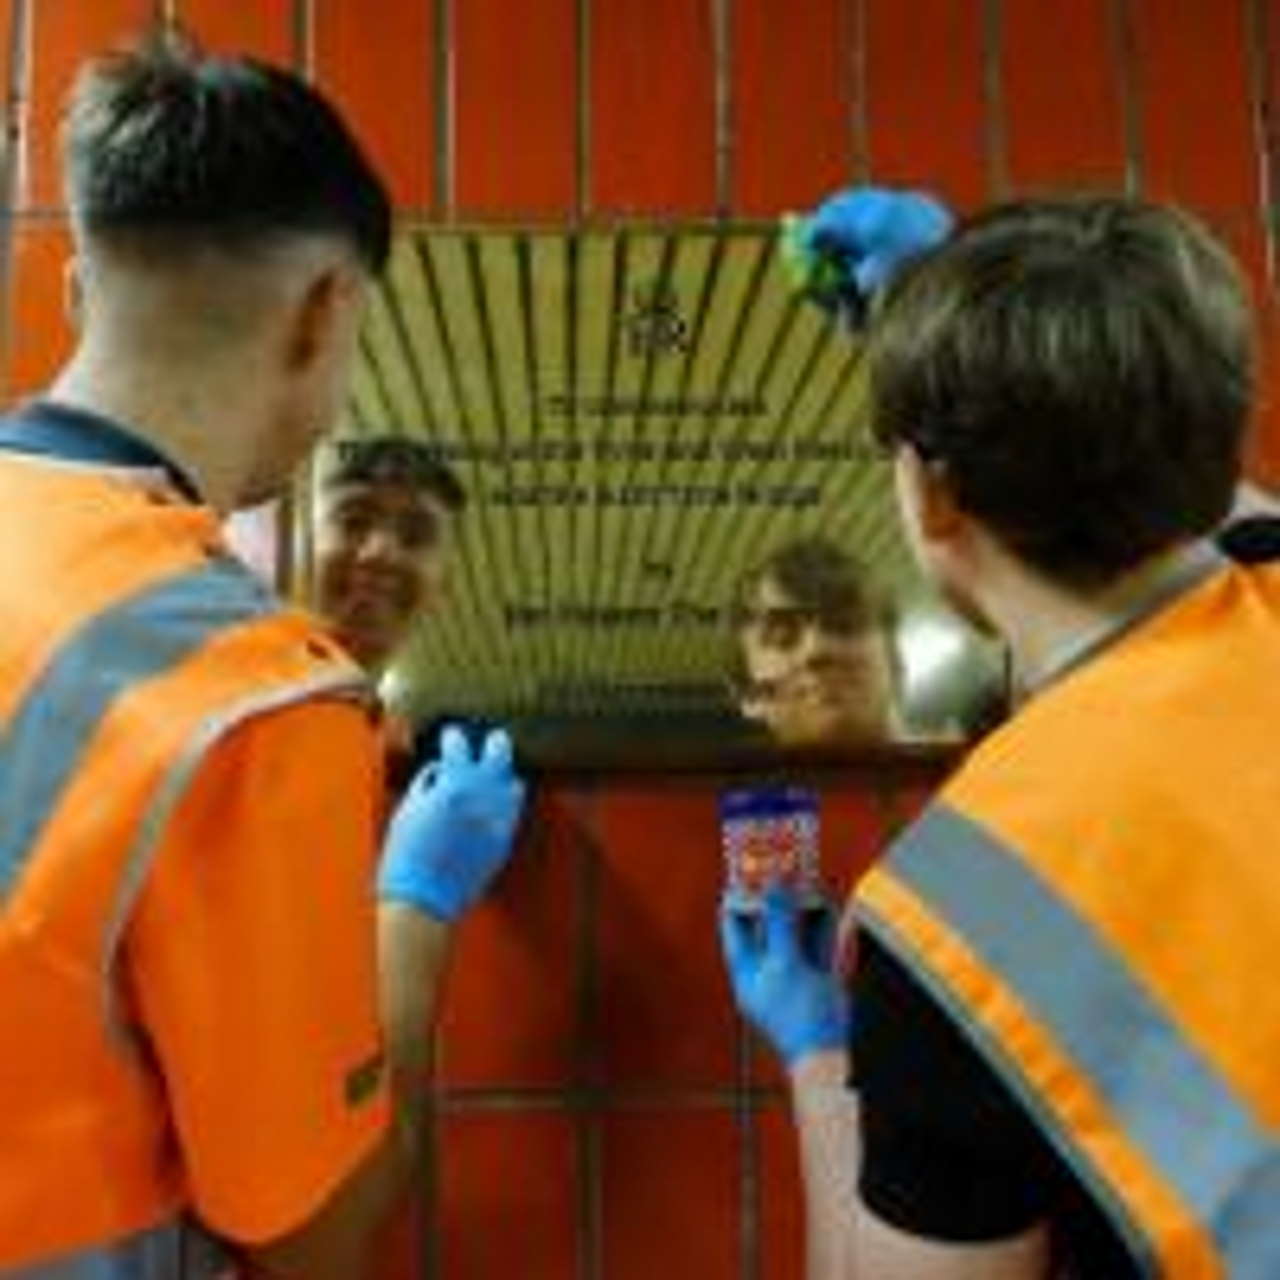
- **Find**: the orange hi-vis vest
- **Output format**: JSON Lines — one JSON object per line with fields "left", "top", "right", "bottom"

{"left": 855, "top": 549, "right": 1280, "bottom": 1278}
{"left": 0, "top": 454, "right": 368, "bottom": 1275}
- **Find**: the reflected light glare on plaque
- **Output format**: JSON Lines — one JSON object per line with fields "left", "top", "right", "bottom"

{"left": 378, "top": 664, "right": 412, "bottom": 712}
{"left": 897, "top": 613, "right": 969, "bottom": 696}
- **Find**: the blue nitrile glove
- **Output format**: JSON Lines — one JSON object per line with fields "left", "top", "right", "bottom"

{"left": 719, "top": 882, "right": 852, "bottom": 1066}
{"left": 781, "top": 186, "right": 954, "bottom": 325}
{"left": 377, "top": 725, "right": 526, "bottom": 921}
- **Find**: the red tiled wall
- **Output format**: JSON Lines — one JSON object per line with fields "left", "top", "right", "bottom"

{"left": 2, "top": 4, "right": 1276, "bottom": 1279}
{"left": 5, "top": 0, "right": 1277, "bottom": 464}
{"left": 453, "top": 0, "right": 578, "bottom": 219}
{"left": 425, "top": 776, "right": 928, "bottom": 1280}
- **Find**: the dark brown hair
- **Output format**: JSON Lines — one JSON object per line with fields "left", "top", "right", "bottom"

{"left": 63, "top": 25, "right": 391, "bottom": 272}
{"left": 325, "top": 438, "right": 467, "bottom": 513}
{"left": 867, "top": 197, "right": 1254, "bottom": 588}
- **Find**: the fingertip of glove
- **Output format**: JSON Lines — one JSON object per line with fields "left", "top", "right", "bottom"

{"left": 438, "top": 724, "right": 472, "bottom": 766}
{"left": 481, "top": 726, "right": 514, "bottom": 764}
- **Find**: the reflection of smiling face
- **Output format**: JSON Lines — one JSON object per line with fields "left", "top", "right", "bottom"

{"left": 738, "top": 575, "right": 892, "bottom": 747}
{"left": 315, "top": 480, "right": 452, "bottom": 671}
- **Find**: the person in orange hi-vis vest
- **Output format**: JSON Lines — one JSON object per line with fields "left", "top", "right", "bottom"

{"left": 721, "top": 189, "right": 1280, "bottom": 1278}
{"left": 0, "top": 26, "right": 526, "bottom": 1279}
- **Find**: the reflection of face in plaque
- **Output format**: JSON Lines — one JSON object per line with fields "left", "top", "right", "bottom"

{"left": 314, "top": 439, "right": 465, "bottom": 672}
{"left": 731, "top": 538, "right": 892, "bottom": 747}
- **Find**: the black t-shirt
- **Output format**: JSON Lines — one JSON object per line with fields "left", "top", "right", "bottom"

{"left": 1216, "top": 515, "right": 1280, "bottom": 565}
{"left": 851, "top": 931, "right": 1140, "bottom": 1278}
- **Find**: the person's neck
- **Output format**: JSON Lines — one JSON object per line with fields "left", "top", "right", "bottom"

{"left": 1229, "top": 480, "right": 1280, "bottom": 520}
{"left": 345, "top": 635, "right": 392, "bottom": 677}
{"left": 48, "top": 343, "right": 261, "bottom": 513}
{"left": 969, "top": 538, "right": 1210, "bottom": 696}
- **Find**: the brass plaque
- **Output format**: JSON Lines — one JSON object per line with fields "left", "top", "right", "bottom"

{"left": 300, "top": 225, "right": 1005, "bottom": 766}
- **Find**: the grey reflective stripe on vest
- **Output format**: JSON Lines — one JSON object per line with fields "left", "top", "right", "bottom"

{"left": 1, "top": 1220, "right": 225, "bottom": 1278}
{"left": 0, "top": 544, "right": 367, "bottom": 1001}
{"left": 0, "top": 555, "right": 276, "bottom": 898}
{"left": 858, "top": 804, "right": 1280, "bottom": 1280}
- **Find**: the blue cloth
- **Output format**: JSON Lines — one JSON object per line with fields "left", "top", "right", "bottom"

{"left": 786, "top": 186, "right": 955, "bottom": 326}
{"left": 806, "top": 187, "right": 954, "bottom": 295}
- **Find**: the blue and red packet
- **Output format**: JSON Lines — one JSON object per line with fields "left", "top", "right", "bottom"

{"left": 719, "top": 785, "right": 822, "bottom": 911}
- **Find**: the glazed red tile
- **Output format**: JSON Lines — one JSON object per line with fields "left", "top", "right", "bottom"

{"left": 589, "top": 0, "right": 717, "bottom": 215}
{"left": 22, "top": 0, "right": 154, "bottom": 210}
{"left": 437, "top": 1111, "right": 579, "bottom": 1279}
{"left": 176, "top": 0, "right": 295, "bottom": 65}
{"left": 1129, "top": 0, "right": 1271, "bottom": 296}
{"left": 313, "top": 0, "right": 435, "bottom": 211}
{"left": 758, "top": 1103, "right": 806, "bottom": 1280}
{"left": 862, "top": 0, "right": 988, "bottom": 209}
{"left": 820, "top": 783, "right": 893, "bottom": 892}
{"left": 599, "top": 1108, "right": 739, "bottom": 1280}
{"left": 369, "top": 1193, "right": 423, "bottom": 1280}
{"left": 593, "top": 785, "right": 738, "bottom": 1088}
{"left": 454, "top": 0, "right": 577, "bottom": 219}
{"left": 1129, "top": 0, "right": 1258, "bottom": 214}
{"left": 1001, "top": 0, "right": 1127, "bottom": 191}
{"left": 6, "top": 219, "right": 73, "bottom": 397}
{"left": 732, "top": 0, "right": 852, "bottom": 214}
{"left": 0, "top": 0, "right": 14, "bottom": 136}
{"left": 436, "top": 787, "right": 583, "bottom": 1088}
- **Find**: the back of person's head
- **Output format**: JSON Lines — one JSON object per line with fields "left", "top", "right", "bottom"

{"left": 322, "top": 438, "right": 467, "bottom": 513}
{"left": 63, "top": 25, "right": 390, "bottom": 274}
{"left": 867, "top": 197, "right": 1254, "bottom": 589}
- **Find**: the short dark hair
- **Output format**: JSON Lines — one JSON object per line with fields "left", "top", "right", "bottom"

{"left": 63, "top": 26, "right": 391, "bottom": 272}
{"left": 867, "top": 197, "right": 1254, "bottom": 589}
{"left": 324, "top": 438, "right": 467, "bottom": 513}
{"left": 727, "top": 537, "right": 885, "bottom": 693}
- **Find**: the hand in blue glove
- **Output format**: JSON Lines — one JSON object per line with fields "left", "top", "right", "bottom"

{"left": 377, "top": 725, "right": 526, "bottom": 922}
{"left": 719, "top": 883, "right": 851, "bottom": 1067}
{"left": 809, "top": 186, "right": 954, "bottom": 293}
{"left": 783, "top": 186, "right": 953, "bottom": 324}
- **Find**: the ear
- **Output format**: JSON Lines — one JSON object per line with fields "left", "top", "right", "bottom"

{"left": 284, "top": 265, "right": 359, "bottom": 372}
{"left": 62, "top": 256, "right": 84, "bottom": 331}
{"left": 895, "top": 444, "right": 966, "bottom": 543}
